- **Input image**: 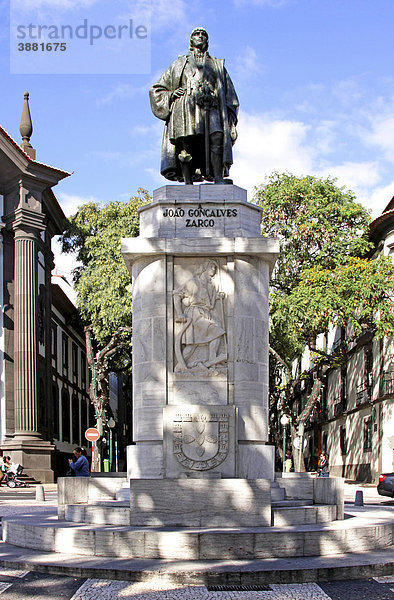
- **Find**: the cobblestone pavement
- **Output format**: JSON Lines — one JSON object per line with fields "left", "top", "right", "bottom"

{"left": 65, "top": 577, "right": 394, "bottom": 600}
{"left": 0, "top": 569, "right": 391, "bottom": 598}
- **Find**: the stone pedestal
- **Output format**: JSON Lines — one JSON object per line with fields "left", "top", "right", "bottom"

{"left": 122, "top": 184, "right": 278, "bottom": 518}
{"left": 0, "top": 438, "right": 54, "bottom": 483}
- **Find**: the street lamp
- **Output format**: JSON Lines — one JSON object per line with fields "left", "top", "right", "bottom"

{"left": 280, "top": 414, "right": 290, "bottom": 473}
{"left": 107, "top": 417, "right": 115, "bottom": 472}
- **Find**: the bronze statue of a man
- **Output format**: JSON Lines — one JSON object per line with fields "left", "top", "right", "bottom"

{"left": 149, "top": 27, "right": 239, "bottom": 185}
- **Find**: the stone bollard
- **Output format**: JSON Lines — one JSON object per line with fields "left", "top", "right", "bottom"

{"left": 35, "top": 485, "right": 45, "bottom": 502}
{"left": 354, "top": 490, "right": 364, "bottom": 506}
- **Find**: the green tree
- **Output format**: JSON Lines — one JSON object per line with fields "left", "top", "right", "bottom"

{"left": 254, "top": 172, "right": 394, "bottom": 470}
{"left": 61, "top": 188, "right": 151, "bottom": 438}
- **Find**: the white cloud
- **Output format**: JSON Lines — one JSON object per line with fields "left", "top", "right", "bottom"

{"left": 11, "top": 0, "right": 99, "bottom": 13}
{"left": 57, "top": 192, "right": 98, "bottom": 217}
{"left": 98, "top": 83, "right": 147, "bottom": 106}
{"left": 150, "top": 0, "right": 189, "bottom": 31}
{"left": 332, "top": 78, "right": 365, "bottom": 106}
{"left": 234, "top": 46, "right": 264, "bottom": 83}
{"left": 231, "top": 111, "right": 313, "bottom": 194}
{"left": 52, "top": 192, "right": 96, "bottom": 284}
{"left": 229, "top": 110, "right": 392, "bottom": 215}
{"left": 365, "top": 115, "right": 394, "bottom": 162}
{"left": 52, "top": 237, "right": 80, "bottom": 285}
{"left": 358, "top": 181, "right": 394, "bottom": 218}
{"left": 317, "top": 161, "right": 381, "bottom": 191}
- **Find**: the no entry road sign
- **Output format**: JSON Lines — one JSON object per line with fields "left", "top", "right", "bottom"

{"left": 85, "top": 427, "right": 100, "bottom": 442}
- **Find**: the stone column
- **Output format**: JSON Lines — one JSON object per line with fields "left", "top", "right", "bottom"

{"left": 13, "top": 227, "right": 40, "bottom": 439}
{"left": 1, "top": 203, "right": 55, "bottom": 482}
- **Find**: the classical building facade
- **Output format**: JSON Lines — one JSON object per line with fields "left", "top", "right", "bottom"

{"left": 49, "top": 275, "right": 92, "bottom": 477}
{"left": 0, "top": 94, "right": 88, "bottom": 481}
{"left": 0, "top": 96, "right": 129, "bottom": 480}
{"left": 301, "top": 198, "right": 394, "bottom": 482}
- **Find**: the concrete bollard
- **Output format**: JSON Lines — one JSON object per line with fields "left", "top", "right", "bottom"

{"left": 354, "top": 490, "right": 364, "bottom": 506}
{"left": 35, "top": 484, "right": 45, "bottom": 502}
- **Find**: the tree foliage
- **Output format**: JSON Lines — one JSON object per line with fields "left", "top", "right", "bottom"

{"left": 62, "top": 188, "right": 150, "bottom": 346}
{"left": 254, "top": 172, "right": 394, "bottom": 469}
{"left": 61, "top": 188, "right": 151, "bottom": 431}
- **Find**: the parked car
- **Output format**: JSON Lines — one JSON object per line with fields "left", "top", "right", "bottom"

{"left": 377, "top": 473, "right": 394, "bottom": 498}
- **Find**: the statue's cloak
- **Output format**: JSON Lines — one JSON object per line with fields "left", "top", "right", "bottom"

{"left": 149, "top": 54, "right": 239, "bottom": 181}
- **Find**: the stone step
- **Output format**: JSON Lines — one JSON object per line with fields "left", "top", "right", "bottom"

{"left": 65, "top": 503, "right": 130, "bottom": 526}
{"left": 271, "top": 500, "right": 310, "bottom": 507}
{"left": 270, "top": 487, "right": 285, "bottom": 502}
{"left": 115, "top": 487, "right": 130, "bottom": 502}
{"left": 65, "top": 501, "right": 335, "bottom": 527}
{"left": 271, "top": 504, "right": 337, "bottom": 526}
{"left": 3, "top": 512, "right": 392, "bottom": 560}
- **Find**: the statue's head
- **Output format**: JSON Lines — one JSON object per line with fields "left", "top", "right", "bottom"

{"left": 197, "top": 259, "right": 218, "bottom": 277}
{"left": 189, "top": 27, "right": 209, "bottom": 52}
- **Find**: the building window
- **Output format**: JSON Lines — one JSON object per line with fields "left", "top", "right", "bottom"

{"left": 51, "top": 325, "right": 57, "bottom": 361}
{"left": 72, "top": 343, "right": 78, "bottom": 383}
{"left": 365, "top": 347, "right": 373, "bottom": 396}
{"left": 363, "top": 416, "right": 372, "bottom": 451}
{"left": 333, "top": 326, "right": 344, "bottom": 351}
{"left": 72, "top": 394, "right": 79, "bottom": 444}
{"left": 340, "top": 364, "right": 347, "bottom": 410}
{"left": 62, "top": 334, "right": 69, "bottom": 372}
{"left": 38, "top": 377, "right": 47, "bottom": 431}
{"left": 81, "top": 354, "right": 87, "bottom": 390}
{"left": 340, "top": 425, "right": 347, "bottom": 455}
{"left": 61, "top": 388, "right": 70, "bottom": 443}
{"left": 52, "top": 383, "right": 59, "bottom": 439}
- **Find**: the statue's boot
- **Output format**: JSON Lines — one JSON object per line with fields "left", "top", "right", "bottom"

{"left": 178, "top": 150, "right": 193, "bottom": 185}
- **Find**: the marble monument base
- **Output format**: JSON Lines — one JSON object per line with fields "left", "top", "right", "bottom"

{"left": 126, "top": 442, "right": 276, "bottom": 481}
{"left": 129, "top": 478, "right": 271, "bottom": 527}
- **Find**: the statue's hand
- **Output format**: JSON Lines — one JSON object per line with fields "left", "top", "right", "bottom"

{"left": 171, "top": 88, "right": 186, "bottom": 101}
{"left": 218, "top": 292, "right": 225, "bottom": 299}
{"left": 175, "top": 314, "right": 187, "bottom": 323}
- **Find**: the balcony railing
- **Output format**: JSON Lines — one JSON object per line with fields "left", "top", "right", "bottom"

{"left": 356, "top": 383, "right": 371, "bottom": 406}
{"left": 382, "top": 371, "right": 394, "bottom": 396}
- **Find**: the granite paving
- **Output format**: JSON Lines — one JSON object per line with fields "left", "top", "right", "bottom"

{"left": 69, "top": 579, "right": 333, "bottom": 599}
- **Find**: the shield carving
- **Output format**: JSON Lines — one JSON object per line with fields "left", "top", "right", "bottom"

{"left": 173, "top": 412, "right": 229, "bottom": 471}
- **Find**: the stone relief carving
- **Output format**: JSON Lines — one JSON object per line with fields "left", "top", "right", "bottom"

{"left": 172, "top": 411, "right": 229, "bottom": 471}
{"left": 174, "top": 384, "right": 220, "bottom": 404}
{"left": 173, "top": 260, "right": 227, "bottom": 375}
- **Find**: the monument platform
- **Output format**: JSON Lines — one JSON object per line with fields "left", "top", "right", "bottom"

{"left": 0, "top": 480, "right": 392, "bottom": 584}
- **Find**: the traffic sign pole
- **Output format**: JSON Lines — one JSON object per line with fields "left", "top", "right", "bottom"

{"left": 85, "top": 428, "right": 101, "bottom": 473}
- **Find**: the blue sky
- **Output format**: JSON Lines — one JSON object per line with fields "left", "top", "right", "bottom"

{"left": 1, "top": 0, "right": 394, "bottom": 276}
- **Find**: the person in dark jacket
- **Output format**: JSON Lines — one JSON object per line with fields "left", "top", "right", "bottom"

{"left": 317, "top": 452, "right": 329, "bottom": 477}
{"left": 68, "top": 447, "right": 90, "bottom": 478}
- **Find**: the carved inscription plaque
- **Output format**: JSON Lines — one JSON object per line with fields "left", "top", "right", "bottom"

{"left": 164, "top": 405, "right": 236, "bottom": 477}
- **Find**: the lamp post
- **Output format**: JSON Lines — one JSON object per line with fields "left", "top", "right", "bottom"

{"left": 107, "top": 417, "right": 115, "bottom": 471}
{"left": 280, "top": 414, "right": 290, "bottom": 473}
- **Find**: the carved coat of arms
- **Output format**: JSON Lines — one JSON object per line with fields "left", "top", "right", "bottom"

{"left": 172, "top": 412, "right": 229, "bottom": 471}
